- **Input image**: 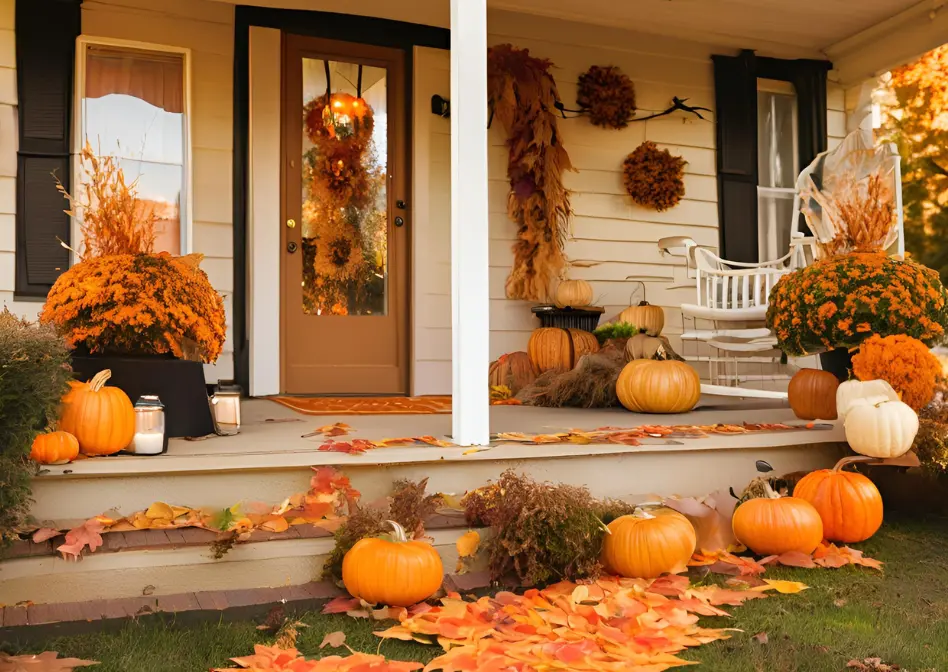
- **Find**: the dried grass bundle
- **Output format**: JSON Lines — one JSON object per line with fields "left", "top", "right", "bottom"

{"left": 58, "top": 141, "right": 157, "bottom": 258}
{"left": 488, "top": 44, "right": 573, "bottom": 302}
{"left": 622, "top": 141, "right": 687, "bottom": 211}
{"left": 804, "top": 168, "right": 896, "bottom": 257}
{"left": 516, "top": 340, "right": 627, "bottom": 408}
{"left": 577, "top": 65, "right": 636, "bottom": 129}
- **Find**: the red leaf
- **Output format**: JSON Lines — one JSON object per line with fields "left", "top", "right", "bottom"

{"left": 322, "top": 596, "right": 361, "bottom": 614}
{"left": 56, "top": 518, "right": 105, "bottom": 559}
{"left": 31, "top": 527, "right": 61, "bottom": 543}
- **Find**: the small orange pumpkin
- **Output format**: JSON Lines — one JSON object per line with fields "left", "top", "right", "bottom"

{"left": 60, "top": 369, "right": 135, "bottom": 456}
{"left": 602, "top": 508, "right": 697, "bottom": 578}
{"left": 488, "top": 351, "right": 538, "bottom": 394}
{"left": 618, "top": 300, "right": 664, "bottom": 336}
{"left": 788, "top": 368, "right": 839, "bottom": 420}
{"left": 527, "top": 328, "right": 599, "bottom": 373}
{"left": 793, "top": 456, "right": 883, "bottom": 543}
{"left": 732, "top": 481, "right": 824, "bottom": 555}
{"left": 30, "top": 431, "right": 80, "bottom": 465}
{"left": 342, "top": 520, "right": 444, "bottom": 607}
{"left": 554, "top": 279, "right": 594, "bottom": 309}
{"left": 616, "top": 357, "right": 700, "bottom": 414}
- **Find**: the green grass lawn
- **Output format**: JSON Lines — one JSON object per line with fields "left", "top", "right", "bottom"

{"left": 7, "top": 514, "right": 948, "bottom": 672}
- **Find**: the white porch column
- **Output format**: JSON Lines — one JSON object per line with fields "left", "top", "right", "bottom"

{"left": 450, "top": 0, "right": 490, "bottom": 446}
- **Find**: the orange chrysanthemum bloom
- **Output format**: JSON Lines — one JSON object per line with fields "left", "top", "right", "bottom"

{"left": 41, "top": 253, "right": 226, "bottom": 363}
{"left": 852, "top": 334, "right": 941, "bottom": 410}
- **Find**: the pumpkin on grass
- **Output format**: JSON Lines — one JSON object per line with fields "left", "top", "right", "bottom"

{"left": 488, "top": 351, "right": 538, "bottom": 393}
{"left": 836, "top": 379, "right": 899, "bottom": 421}
{"left": 527, "top": 327, "right": 599, "bottom": 373}
{"left": 601, "top": 508, "right": 696, "bottom": 578}
{"left": 788, "top": 368, "right": 839, "bottom": 420}
{"left": 616, "top": 351, "right": 700, "bottom": 414}
{"left": 60, "top": 369, "right": 135, "bottom": 456}
{"left": 342, "top": 520, "right": 443, "bottom": 607}
{"left": 732, "top": 480, "right": 823, "bottom": 555}
{"left": 844, "top": 399, "right": 918, "bottom": 459}
{"left": 554, "top": 279, "right": 594, "bottom": 309}
{"left": 30, "top": 431, "right": 80, "bottom": 465}
{"left": 793, "top": 456, "right": 883, "bottom": 543}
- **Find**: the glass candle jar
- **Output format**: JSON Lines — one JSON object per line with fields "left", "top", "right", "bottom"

{"left": 130, "top": 395, "right": 167, "bottom": 455}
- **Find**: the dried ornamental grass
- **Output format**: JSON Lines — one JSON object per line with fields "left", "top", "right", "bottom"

{"left": 622, "top": 141, "right": 687, "bottom": 211}
{"left": 41, "top": 253, "right": 227, "bottom": 363}
{"left": 488, "top": 44, "right": 573, "bottom": 302}
{"left": 804, "top": 168, "right": 897, "bottom": 257}
{"left": 912, "top": 418, "right": 948, "bottom": 477}
{"left": 852, "top": 334, "right": 941, "bottom": 410}
{"left": 767, "top": 252, "right": 948, "bottom": 356}
{"left": 576, "top": 65, "right": 636, "bottom": 129}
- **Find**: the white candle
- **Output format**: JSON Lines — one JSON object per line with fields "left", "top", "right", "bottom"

{"left": 130, "top": 433, "right": 164, "bottom": 455}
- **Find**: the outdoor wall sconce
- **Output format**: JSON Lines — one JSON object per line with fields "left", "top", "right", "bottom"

{"left": 431, "top": 94, "right": 450, "bottom": 118}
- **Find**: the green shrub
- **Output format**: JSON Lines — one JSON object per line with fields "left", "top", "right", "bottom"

{"left": 0, "top": 309, "right": 72, "bottom": 541}
{"left": 593, "top": 321, "right": 640, "bottom": 344}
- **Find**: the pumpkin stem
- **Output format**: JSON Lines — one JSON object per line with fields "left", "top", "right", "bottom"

{"left": 89, "top": 369, "right": 112, "bottom": 393}
{"left": 632, "top": 507, "right": 657, "bottom": 520}
{"left": 384, "top": 520, "right": 409, "bottom": 543}
{"left": 628, "top": 280, "right": 647, "bottom": 306}
{"left": 761, "top": 480, "right": 782, "bottom": 500}
{"left": 833, "top": 455, "right": 877, "bottom": 472}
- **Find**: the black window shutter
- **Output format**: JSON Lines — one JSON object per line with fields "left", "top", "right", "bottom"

{"left": 15, "top": 0, "right": 81, "bottom": 297}
{"left": 712, "top": 50, "right": 759, "bottom": 263}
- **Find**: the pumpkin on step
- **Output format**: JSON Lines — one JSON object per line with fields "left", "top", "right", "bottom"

{"left": 793, "top": 456, "right": 883, "bottom": 543}
{"left": 731, "top": 481, "right": 823, "bottom": 555}
{"left": 527, "top": 327, "right": 600, "bottom": 373}
{"left": 625, "top": 332, "right": 663, "bottom": 361}
{"left": 488, "top": 351, "right": 538, "bottom": 394}
{"left": 59, "top": 369, "right": 135, "bottom": 456}
{"left": 30, "top": 430, "right": 79, "bottom": 465}
{"left": 844, "top": 399, "right": 918, "bottom": 459}
{"left": 836, "top": 379, "right": 899, "bottom": 421}
{"left": 788, "top": 368, "right": 839, "bottom": 420}
{"left": 554, "top": 279, "right": 594, "bottom": 309}
{"left": 618, "top": 300, "right": 664, "bottom": 336}
{"left": 616, "top": 356, "right": 700, "bottom": 414}
{"left": 342, "top": 520, "right": 443, "bottom": 607}
{"left": 601, "top": 508, "right": 697, "bottom": 578}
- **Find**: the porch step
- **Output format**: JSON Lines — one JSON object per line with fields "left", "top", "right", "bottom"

{"left": 0, "top": 519, "right": 483, "bottom": 607}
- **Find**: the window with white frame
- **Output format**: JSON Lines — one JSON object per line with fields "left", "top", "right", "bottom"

{"left": 77, "top": 38, "right": 190, "bottom": 254}
{"left": 757, "top": 78, "right": 799, "bottom": 262}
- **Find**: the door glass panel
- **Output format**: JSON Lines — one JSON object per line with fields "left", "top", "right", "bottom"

{"left": 301, "top": 58, "right": 388, "bottom": 316}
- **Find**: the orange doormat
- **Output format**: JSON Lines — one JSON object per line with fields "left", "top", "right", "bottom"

{"left": 270, "top": 395, "right": 452, "bottom": 415}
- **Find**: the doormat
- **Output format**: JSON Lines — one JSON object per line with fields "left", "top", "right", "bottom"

{"left": 270, "top": 395, "right": 452, "bottom": 415}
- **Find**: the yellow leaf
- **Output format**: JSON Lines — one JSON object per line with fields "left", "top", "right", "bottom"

{"left": 456, "top": 530, "right": 480, "bottom": 558}
{"left": 170, "top": 506, "right": 191, "bottom": 519}
{"left": 130, "top": 512, "right": 151, "bottom": 529}
{"left": 751, "top": 579, "right": 809, "bottom": 594}
{"left": 261, "top": 515, "right": 290, "bottom": 533}
{"left": 145, "top": 502, "right": 174, "bottom": 520}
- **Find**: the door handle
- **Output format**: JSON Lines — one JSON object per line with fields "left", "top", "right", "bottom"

{"left": 394, "top": 216, "right": 405, "bottom": 228}
{"left": 287, "top": 241, "right": 298, "bottom": 253}
{"left": 286, "top": 218, "right": 297, "bottom": 229}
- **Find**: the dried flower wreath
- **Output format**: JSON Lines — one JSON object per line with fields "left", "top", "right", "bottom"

{"left": 488, "top": 44, "right": 573, "bottom": 302}
{"left": 622, "top": 141, "right": 687, "bottom": 211}
{"left": 576, "top": 65, "right": 636, "bottom": 129}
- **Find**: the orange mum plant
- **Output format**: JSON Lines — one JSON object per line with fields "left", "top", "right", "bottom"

{"left": 41, "top": 141, "right": 226, "bottom": 363}
{"left": 852, "top": 334, "right": 941, "bottom": 411}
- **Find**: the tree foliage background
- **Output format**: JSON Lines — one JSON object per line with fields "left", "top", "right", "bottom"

{"left": 879, "top": 45, "right": 948, "bottom": 283}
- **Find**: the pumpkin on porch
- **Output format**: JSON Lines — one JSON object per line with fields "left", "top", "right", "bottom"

{"left": 793, "top": 456, "right": 883, "bottom": 543}
{"left": 844, "top": 399, "right": 918, "bottom": 459}
{"left": 601, "top": 508, "right": 697, "bottom": 578}
{"left": 553, "top": 279, "right": 594, "bottom": 309}
{"left": 488, "top": 352, "right": 538, "bottom": 394}
{"left": 29, "top": 431, "right": 79, "bottom": 465}
{"left": 731, "top": 482, "right": 823, "bottom": 555}
{"left": 616, "top": 357, "right": 700, "bottom": 414}
{"left": 527, "top": 327, "right": 600, "bottom": 373}
{"left": 342, "top": 520, "right": 443, "bottom": 607}
{"left": 836, "top": 379, "right": 899, "bottom": 421}
{"left": 618, "top": 300, "right": 664, "bottom": 336}
{"left": 788, "top": 368, "right": 839, "bottom": 420}
{"left": 60, "top": 370, "right": 135, "bottom": 456}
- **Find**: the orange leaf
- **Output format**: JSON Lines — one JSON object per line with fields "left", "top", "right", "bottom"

{"left": 57, "top": 518, "right": 105, "bottom": 559}
{"left": 319, "top": 631, "right": 346, "bottom": 649}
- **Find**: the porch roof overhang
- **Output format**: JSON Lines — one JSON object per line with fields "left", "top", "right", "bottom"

{"left": 218, "top": 0, "right": 944, "bottom": 84}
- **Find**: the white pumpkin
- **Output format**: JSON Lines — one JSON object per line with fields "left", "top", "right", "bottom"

{"left": 836, "top": 379, "right": 900, "bottom": 421}
{"left": 844, "top": 399, "right": 919, "bottom": 459}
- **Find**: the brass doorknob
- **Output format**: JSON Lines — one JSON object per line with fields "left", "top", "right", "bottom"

{"left": 286, "top": 219, "right": 296, "bottom": 229}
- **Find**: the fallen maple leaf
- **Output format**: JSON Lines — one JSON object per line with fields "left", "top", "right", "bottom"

{"left": 57, "top": 518, "right": 105, "bottom": 559}
{"left": 751, "top": 579, "right": 809, "bottom": 594}
{"left": 456, "top": 531, "right": 480, "bottom": 558}
{"left": 317, "top": 439, "right": 373, "bottom": 455}
{"left": 0, "top": 651, "right": 99, "bottom": 670}
{"left": 31, "top": 528, "right": 61, "bottom": 544}
{"left": 321, "top": 596, "right": 361, "bottom": 614}
{"left": 319, "top": 631, "right": 346, "bottom": 649}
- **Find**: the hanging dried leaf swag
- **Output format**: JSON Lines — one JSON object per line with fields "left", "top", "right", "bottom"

{"left": 577, "top": 65, "right": 637, "bottom": 129}
{"left": 622, "top": 141, "right": 687, "bottom": 211}
{"left": 488, "top": 44, "right": 573, "bottom": 302}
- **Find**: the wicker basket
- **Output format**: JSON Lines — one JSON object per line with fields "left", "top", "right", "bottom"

{"left": 531, "top": 305, "right": 605, "bottom": 331}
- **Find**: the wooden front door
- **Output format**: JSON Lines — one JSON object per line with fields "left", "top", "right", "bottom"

{"left": 281, "top": 35, "right": 409, "bottom": 394}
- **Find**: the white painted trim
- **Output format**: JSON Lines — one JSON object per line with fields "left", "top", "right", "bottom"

{"left": 247, "top": 27, "right": 282, "bottom": 397}
{"left": 73, "top": 35, "right": 194, "bottom": 259}
{"left": 450, "top": 0, "right": 490, "bottom": 447}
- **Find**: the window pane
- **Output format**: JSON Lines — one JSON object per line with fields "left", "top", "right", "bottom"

{"left": 118, "top": 158, "right": 182, "bottom": 256}
{"left": 758, "top": 191, "right": 795, "bottom": 261}
{"left": 757, "top": 87, "right": 797, "bottom": 189}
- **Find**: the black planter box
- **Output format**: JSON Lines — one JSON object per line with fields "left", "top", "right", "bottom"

{"left": 531, "top": 306, "right": 605, "bottom": 331}
{"left": 70, "top": 355, "right": 214, "bottom": 439}
{"left": 820, "top": 347, "right": 855, "bottom": 383}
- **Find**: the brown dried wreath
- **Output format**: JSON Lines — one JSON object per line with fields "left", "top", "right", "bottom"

{"left": 622, "top": 141, "right": 687, "bottom": 211}
{"left": 576, "top": 65, "right": 636, "bottom": 129}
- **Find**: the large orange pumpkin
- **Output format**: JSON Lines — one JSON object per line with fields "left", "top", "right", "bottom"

{"left": 788, "top": 368, "right": 839, "bottom": 420}
{"left": 342, "top": 520, "right": 444, "bottom": 607}
{"left": 488, "top": 351, "right": 538, "bottom": 393}
{"left": 30, "top": 431, "right": 80, "bottom": 465}
{"left": 601, "top": 509, "right": 697, "bottom": 578}
{"left": 60, "top": 369, "right": 135, "bottom": 456}
{"left": 732, "top": 483, "right": 824, "bottom": 555}
{"left": 792, "top": 456, "right": 883, "bottom": 543}
{"left": 527, "top": 328, "right": 599, "bottom": 373}
{"left": 616, "top": 358, "right": 700, "bottom": 414}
